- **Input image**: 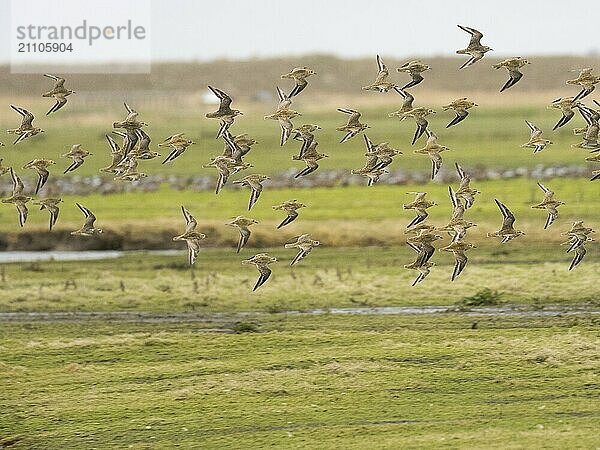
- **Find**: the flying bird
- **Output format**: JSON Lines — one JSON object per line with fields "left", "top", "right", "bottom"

{"left": 572, "top": 104, "right": 600, "bottom": 150}
{"left": 159, "top": 133, "right": 196, "bottom": 164}
{"left": 222, "top": 130, "right": 257, "bottom": 161}
{"left": 284, "top": 234, "right": 320, "bottom": 266}
{"left": 62, "top": 144, "right": 92, "bottom": 174}
{"left": 22, "top": 159, "right": 55, "bottom": 194}
{"left": 233, "top": 174, "right": 270, "bottom": 210}
{"left": 531, "top": 182, "right": 564, "bottom": 229}
{"left": 204, "top": 156, "right": 237, "bottom": 194}
{"left": 405, "top": 230, "right": 443, "bottom": 285}
{"left": 292, "top": 140, "right": 328, "bottom": 178}
{"left": 362, "top": 55, "right": 396, "bottom": 92}
{"left": 291, "top": 124, "right": 320, "bottom": 159}
{"left": 336, "top": 108, "right": 370, "bottom": 143}
{"left": 442, "top": 98, "right": 478, "bottom": 128}
{"left": 389, "top": 88, "right": 415, "bottom": 117}
{"left": 131, "top": 129, "right": 160, "bottom": 160}
{"left": 226, "top": 216, "right": 258, "bottom": 253}
{"left": 172, "top": 206, "right": 206, "bottom": 265}
{"left": 71, "top": 203, "right": 103, "bottom": 236}
{"left": 272, "top": 200, "right": 306, "bottom": 229}
{"left": 414, "top": 129, "right": 450, "bottom": 179}
{"left": 32, "top": 198, "right": 62, "bottom": 231}
{"left": 436, "top": 187, "right": 477, "bottom": 243}
{"left": 100, "top": 134, "right": 126, "bottom": 174}
{"left": 549, "top": 97, "right": 579, "bottom": 130}
{"left": 439, "top": 240, "right": 476, "bottom": 281}
{"left": 7, "top": 105, "right": 44, "bottom": 145}
{"left": 205, "top": 86, "right": 243, "bottom": 139}
{"left": 42, "top": 74, "right": 75, "bottom": 115}
{"left": 492, "top": 57, "right": 530, "bottom": 92}
{"left": 567, "top": 68, "right": 600, "bottom": 102}
{"left": 242, "top": 253, "right": 277, "bottom": 291}
{"left": 403, "top": 192, "right": 436, "bottom": 228}
{"left": 487, "top": 199, "right": 525, "bottom": 243}
{"left": 1, "top": 168, "right": 31, "bottom": 227}
{"left": 264, "top": 87, "right": 301, "bottom": 146}
{"left": 561, "top": 222, "right": 595, "bottom": 268}
{"left": 112, "top": 103, "right": 147, "bottom": 154}
{"left": 281, "top": 67, "right": 317, "bottom": 97}
{"left": 454, "top": 163, "right": 480, "bottom": 208}
{"left": 521, "top": 120, "right": 553, "bottom": 153}
{"left": 456, "top": 25, "right": 493, "bottom": 69}
{"left": 396, "top": 60, "right": 430, "bottom": 90}
{"left": 399, "top": 107, "right": 436, "bottom": 145}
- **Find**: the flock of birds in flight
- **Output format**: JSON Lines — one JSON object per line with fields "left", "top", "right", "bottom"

{"left": 1, "top": 25, "right": 599, "bottom": 289}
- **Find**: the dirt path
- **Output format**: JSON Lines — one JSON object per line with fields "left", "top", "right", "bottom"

{"left": 1, "top": 305, "right": 598, "bottom": 323}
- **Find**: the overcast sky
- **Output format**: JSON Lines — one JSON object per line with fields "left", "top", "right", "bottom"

{"left": 1, "top": 0, "right": 599, "bottom": 64}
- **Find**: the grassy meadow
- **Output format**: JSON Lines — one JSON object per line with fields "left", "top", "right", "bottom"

{"left": 2, "top": 59, "right": 600, "bottom": 448}
{"left": 1, "top": 314, "right": 599, "bottom": 449}
{"left": 1, "top": 245, "right": 600, "bottom": 313}
{"left": 0, "top": 102, "right": 595, "bottom": 179}
{"left": 1, "top": 178, "right": 599, "bottom": 251}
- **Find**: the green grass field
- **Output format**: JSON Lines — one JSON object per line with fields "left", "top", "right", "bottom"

{"left": 0, "top": 103, "right": 594, "bottom": 178}
{"left": 1, "top": 178, "right": 598, "bottom": 250}
{"left": 1, "top": 314, "right": 599, "bottom": 449}
{"left": 1, "top": 246, "right": 599, "bottom": 313}
{"left": 2, "top": 99, "right": 600, "bottom": 448}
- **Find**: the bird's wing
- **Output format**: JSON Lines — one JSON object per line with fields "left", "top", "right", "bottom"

{"left": 237, "top": 227, "right": 251, "bottom": 253}
{"left": 495, "top": 199, "right": 516, "bottom": 228}
{"left": 208, "top": 86, "right": 232, "bottom": 109}
{"left": 76, "top": 203, "right": 97, "bottom": 228}
{"left": 16, "top": 202, "right": 28, "bottom": 227}
{"left": 10, "top": 168, "right": 24, "bottom": 195}
{"left": 525, "top": 120, "right": 542, "bottom": 139}
{"left": 537, "top": 181, "right": 554, "bottom": 198}
{"left": 106, "top": 134, "right": 121, "bottom": 153}
{"left": 181, "top": 206, "right": 197, "bottom": 232}
{"left": 376, "top": 54, "right": 386, "bottom": 73}
{"left": 253, "top": 265, "right": 272, "bottom": 291}
{"left": 459, "top": 25, "right": 484, "bottom": 46}
{"left": 35, "top": 168, "right": 49, "bottom": 194}
{"left": 455, "top": 162, "right": 466, "bottom": 180}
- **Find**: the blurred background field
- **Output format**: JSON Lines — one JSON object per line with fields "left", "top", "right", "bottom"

{"left": 1, "top": 179, "right": 599, "bottom": 249}
{"left": 1, "top": 56, "right": 599, "bottom": 310}
{"left": 1, "top": 56, "right": 599, "bottom": 179}
{"left": 2, "top": 1, "right": 600, "bottom": 445}
{"left": 1, "top": 57, "right": 600, "bottom": 250}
